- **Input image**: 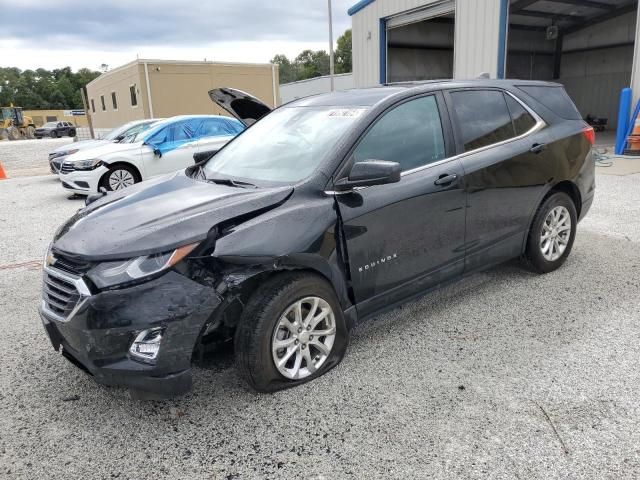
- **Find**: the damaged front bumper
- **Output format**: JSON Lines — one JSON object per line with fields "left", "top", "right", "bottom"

{"left": 39, "top": 269, "right": 221, "bottom": 398}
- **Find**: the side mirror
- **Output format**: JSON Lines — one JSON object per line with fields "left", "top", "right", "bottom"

{"left": 193, "top": 149, "right": 219, "bottom": 165}
{"left": 334, "top": 160, "right": 401, "bottom": 192}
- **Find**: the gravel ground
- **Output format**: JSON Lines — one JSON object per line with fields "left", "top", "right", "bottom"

{"left": 0, "top": 138, "right": 73, "bottom": 178}
{"left": 0, "top": 173, "right": 639, "bottom": 479}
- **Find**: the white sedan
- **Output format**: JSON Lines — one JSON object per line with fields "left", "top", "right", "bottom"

{"left": 48, "top": 119, "right": 161, "bottom": 174}
{"left": 58, "top": 115, "right": 244, "bottom": 195}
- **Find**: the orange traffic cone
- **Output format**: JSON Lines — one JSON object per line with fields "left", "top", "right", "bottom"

{"left": 624, "top": 118, "right": 640, "bottom": 155}
{"left": 0, "top": 162, "right": 7, "bottom": 180}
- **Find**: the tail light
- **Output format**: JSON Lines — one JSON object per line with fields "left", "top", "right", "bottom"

{"left": 582, "top": 125, "right": 595, "bottom": 146}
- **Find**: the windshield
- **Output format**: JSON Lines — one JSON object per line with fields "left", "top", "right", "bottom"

{"left": 203, "top": 106, "right": 366, "bottom": 183}
{"left": 104, "top": 120, "right": 153, "bottom": 141}
{"left": 43, "top": 122, "right": 57, "bottom": 128}
{"left": 117, "top": 121, "right": 159, "bottom": 144}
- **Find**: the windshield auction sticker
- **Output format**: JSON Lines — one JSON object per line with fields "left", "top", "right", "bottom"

{"left": 327, "top": 108, "right": 367, "bottom": 118}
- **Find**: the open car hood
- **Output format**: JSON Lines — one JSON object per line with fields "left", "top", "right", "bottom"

{"left": 52, "top": 172, "right": 293, "bottom": 261}
{"left": 208, "top": 87, "right": 272, "bottom": 126}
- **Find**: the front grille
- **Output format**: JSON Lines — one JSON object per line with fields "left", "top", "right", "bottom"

{"left": 42, "top": 254, "right": 92, "bottom": 321}
{"left": 60, "top": 162, "right": 74, "bottom": 174}
{"left": 52, "top": 254, "right": 93, "bottom": 276}
{"left": 42, "top": 270, "right": 81, "bottom": 319}
{"left": 50, "top": 159, "right": 62, "bottom": 173}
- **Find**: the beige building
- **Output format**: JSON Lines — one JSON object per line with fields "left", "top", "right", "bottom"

{"left": 86, "top": 59, "right": 280, "bottom": 128}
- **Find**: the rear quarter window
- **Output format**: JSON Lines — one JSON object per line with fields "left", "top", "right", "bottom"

{"left": 517, "top": 85, "right": 581, "bottom": 120}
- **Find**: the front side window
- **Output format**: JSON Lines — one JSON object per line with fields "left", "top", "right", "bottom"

{"left": 148, "top": 121, "right": 194, "bottom": 145}
{"left": 450, "top": 90, "right": 514, "bottom": 152}
{"left": 203, "top": 106, "right": 363, "bottom": 184}
{"left": 353, "top": 95, "right": 446, "bottom": 171}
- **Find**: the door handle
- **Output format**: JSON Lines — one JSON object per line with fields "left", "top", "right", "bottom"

{"left": 530, "top": 143, "right": 547, "bottom": 154}
{"left": 434, "top": 173, "right": 458, "bottom": 186}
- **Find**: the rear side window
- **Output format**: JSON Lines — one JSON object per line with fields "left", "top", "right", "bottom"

{"left": 505, "top": 95, "right": 536, "bottom": 135}
{"left": 517, "top": 85, "right": 581, "bottom": 120}
{"left": 450, "top": 90, "right": 514, "bottom": 152}
{"left": 353, "top": 95, "right": 446, "bottom": 171}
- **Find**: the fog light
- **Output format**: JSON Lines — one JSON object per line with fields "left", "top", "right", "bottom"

{"left": 129, "top": 327, "right": 164, "bottom": 363}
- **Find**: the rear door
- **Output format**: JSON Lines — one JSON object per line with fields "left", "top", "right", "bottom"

{"left": 335, "top": 93, "right": 466, "bottom": 317}
{"left": 444, "top": 88, "right": 554, "bottom": 271}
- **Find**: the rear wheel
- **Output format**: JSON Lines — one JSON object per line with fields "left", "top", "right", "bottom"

{"left": 522, "top": 191, "right": 577, "bottom": 274}
{"left": 235, "top": 273, "right": 349, "bottom": 392}
{"left": 68, "top": 128, "right": 76, "bottom": 137}
{"left": 99, "top": 165, "right": 138, "bottom": 191}
{"left": 26, "top": 126, "right": 35, "bottom": 139}
{"left": 50, "top": 131, "right": 57, "bottom": 138}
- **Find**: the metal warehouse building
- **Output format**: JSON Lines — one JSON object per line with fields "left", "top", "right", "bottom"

{"left": 349, "top": 0, "right": 640, "bottom": 129}
{"left": 86, "top": 59, "right": 279, "bottom": 128}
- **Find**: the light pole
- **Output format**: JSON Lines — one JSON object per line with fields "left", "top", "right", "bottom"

{"left": 328, "top": 0, "right": 335, "bottom": 91}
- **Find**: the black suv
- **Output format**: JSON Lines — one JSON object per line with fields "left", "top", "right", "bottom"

{"left": 40, "top": 81, "right": 595, "bottom": 398}
{"left": 35, "top": 121, "right": 76, "bottom": 139}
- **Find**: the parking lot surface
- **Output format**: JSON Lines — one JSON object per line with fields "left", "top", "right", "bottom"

{"left": 1, "top": 172, "right": 639, "bottom": 479}
{"left": 0, "top": 138, "right": 73, "bottom": 178}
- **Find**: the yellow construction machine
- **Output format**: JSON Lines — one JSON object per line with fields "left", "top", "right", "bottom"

{"left": 0, "top": 106, "right": 36, "bottom": 140}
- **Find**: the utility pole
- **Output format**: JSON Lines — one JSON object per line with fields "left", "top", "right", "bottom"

{"left": 328, "top": 0, "right": 335, "bottom": 91}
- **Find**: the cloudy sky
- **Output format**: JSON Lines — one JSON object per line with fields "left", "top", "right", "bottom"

{"left": 1, "top": 0, "right": 354, "bottom": 71}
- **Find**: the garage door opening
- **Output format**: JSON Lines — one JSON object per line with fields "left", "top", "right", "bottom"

{"left": 385, "top": 3, "right": 455, "bottom": 83}
{"left": 506, "top": 0, "right": 638, "bottom": 136}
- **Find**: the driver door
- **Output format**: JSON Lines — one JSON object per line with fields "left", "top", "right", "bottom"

{"left": 335, "top": 93, "right": 467, "bottom": 317}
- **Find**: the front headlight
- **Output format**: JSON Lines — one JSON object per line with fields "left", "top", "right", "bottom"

{"left": 69, "top": 158, "right": 105, "bottom": 171}
{"left": 87, "top": 242, "right": 199, "bottom": 289}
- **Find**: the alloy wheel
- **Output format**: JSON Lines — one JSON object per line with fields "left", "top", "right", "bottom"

{"left": 271, "top": 296, "right": 336, "bottom": 380}
{"left": 540, "top": 205, "right": 571, "bottom": 262}
{"left": 108, "top": 169, "right": 135, "bottom": 190}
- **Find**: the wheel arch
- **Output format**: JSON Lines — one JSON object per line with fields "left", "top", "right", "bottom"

{"left": 191, "top": 264, "right": 349, "bottom": 362}
{"left": 550, "top": 180, "right": 582, "bottom": 219}
{"left": 99, "top": 161, "right": 143, "bottom": 187}
{"left": 521, "top": 180, "right": 581, "bottom": 255}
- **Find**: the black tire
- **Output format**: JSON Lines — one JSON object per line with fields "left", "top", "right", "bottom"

{"left": 68, "top": 129, "right": 76, "bottom": 137}
{"left": 522, "top": 191, "right": 577, "bottom": 274}
{"left": 99, "top": 164, "right": 139, "bottom": 191}
{"left": 234, "top": 272, "right": 349, "bottom": 392}
{"left": 50, "top": 131, "right": 57, "bottom": 138}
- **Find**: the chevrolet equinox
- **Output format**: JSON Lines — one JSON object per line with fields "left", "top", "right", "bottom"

{"left": 40, "top": 81, "right": 595, "bottom": 398}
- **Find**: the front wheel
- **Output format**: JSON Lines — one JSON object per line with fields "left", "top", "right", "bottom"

{"left": 68, "top": 129, "right": 76, "bottom": 137}
{"left": 99, "top": 165, "right": 138, "bottom": 191}
{"left": 522, "top": 191, "right": 577, "bottom": 274}
{"left": 234, "top": 273, "right": 349, "bottom": 392}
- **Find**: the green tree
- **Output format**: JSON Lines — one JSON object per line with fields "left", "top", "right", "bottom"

{"left": 271, "top": 54, "right": 297, "bottom": 84}
{"left": 335, "top": 29, "right": 352, "bottom": 74}
{"left": 0, "top": 66, "right": 100, "bottom": 109}
{"left": 295, "top": 49, "right": 330, "bottom": 79}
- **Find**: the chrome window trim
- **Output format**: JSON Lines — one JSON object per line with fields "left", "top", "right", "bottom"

{"left": 324, "top": 89, "right": 545, "bottom": 194}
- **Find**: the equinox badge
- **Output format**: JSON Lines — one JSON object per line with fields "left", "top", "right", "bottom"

{"left": 358, "top": 253, "right": 398, "bottom": 273}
